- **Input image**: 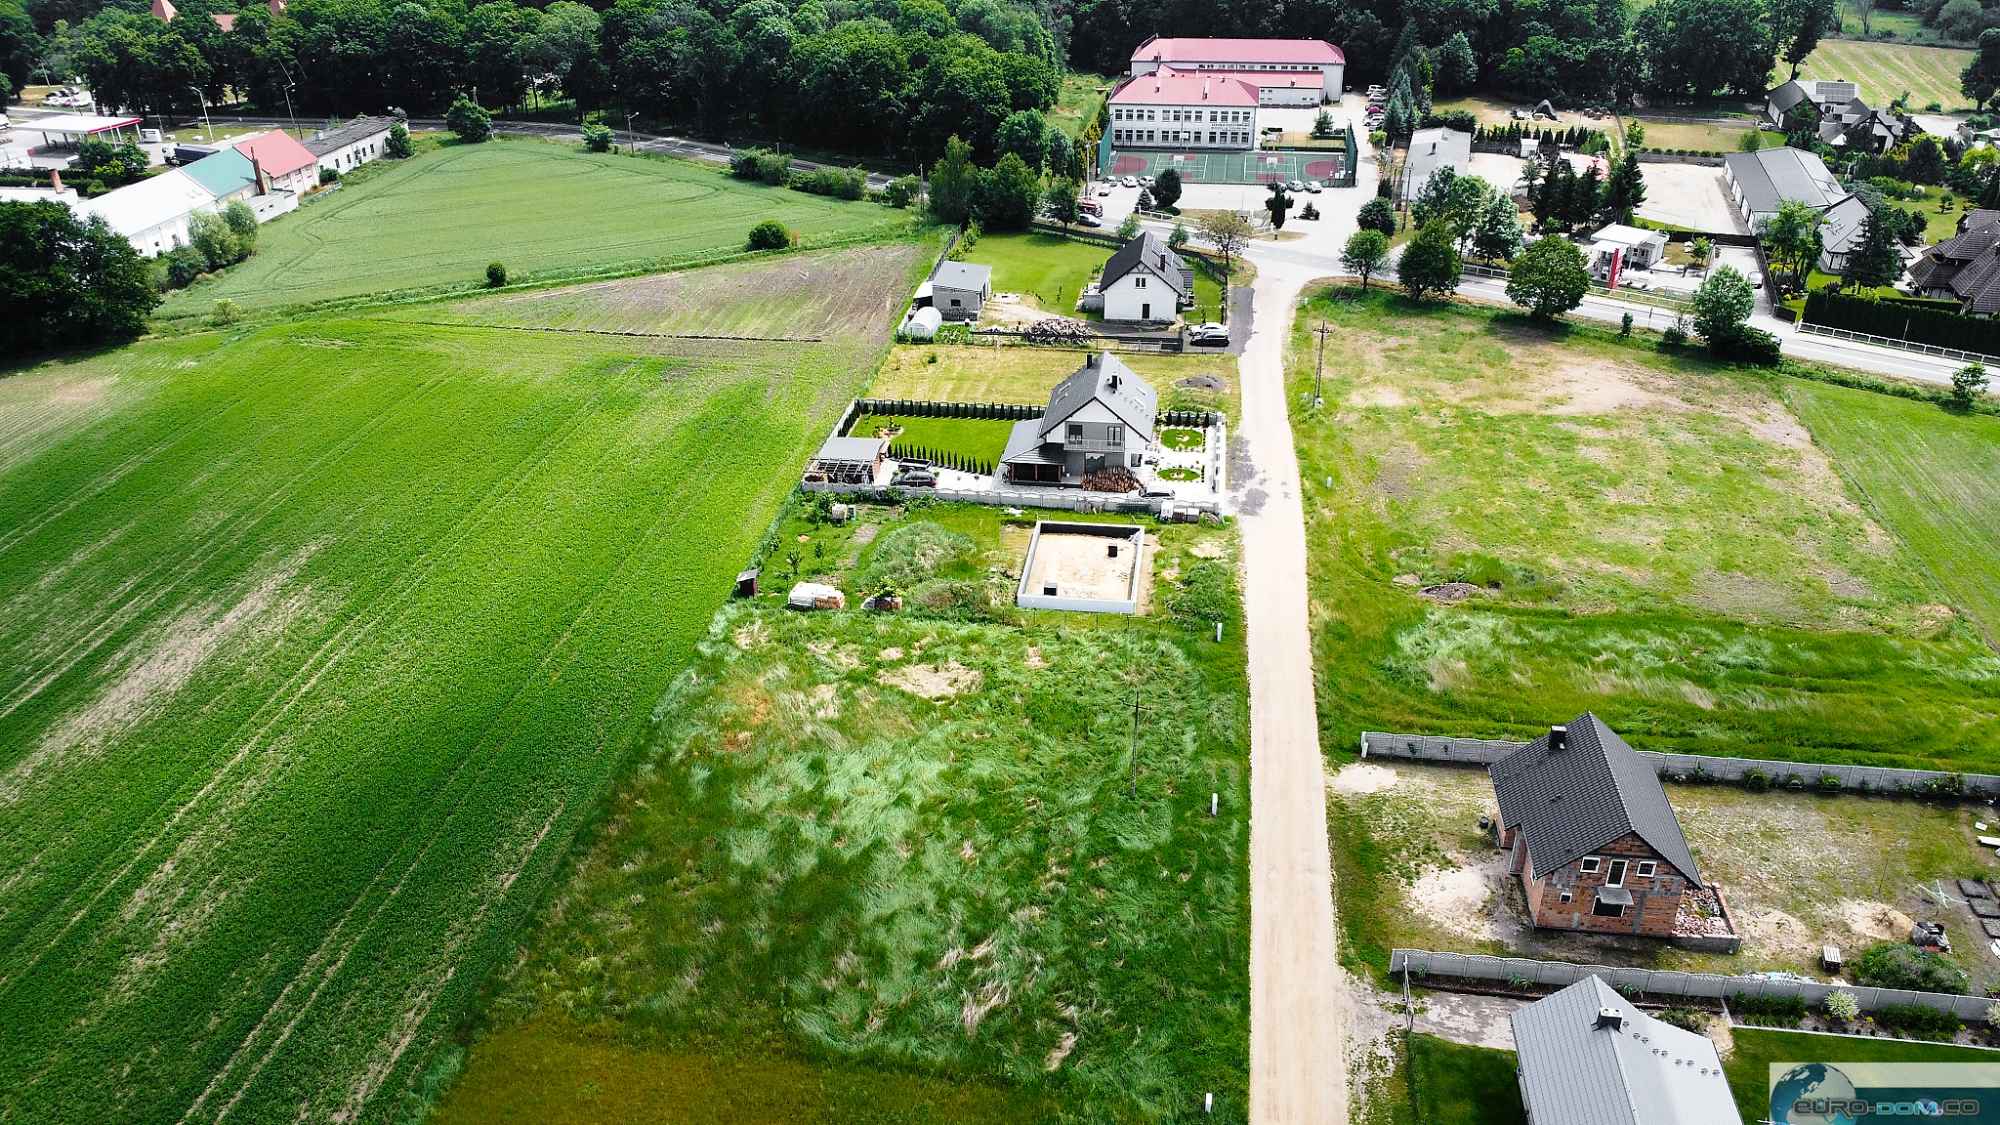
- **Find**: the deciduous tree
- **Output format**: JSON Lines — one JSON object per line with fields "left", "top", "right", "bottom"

{"left": 1690, "top": 265, "right": 1755, "bottom": 347}
{"left": 0, "top": 201, "right": 159, "bottom": 358}
{"left": 1341, "top": 229, "right": 1390, "bottom": 290}
{"left": 1399, "top": 219, "right": 1462, "bottom": 300}
{"left": 1506, "top": 235, "right": 1590, "bottom": 318}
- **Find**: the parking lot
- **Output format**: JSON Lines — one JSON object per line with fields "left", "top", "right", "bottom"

{"left": 1634, "top": 161, "right": 1747, "bottom": 234}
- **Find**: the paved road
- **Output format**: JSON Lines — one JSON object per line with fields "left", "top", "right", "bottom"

{"left": 1233, "top": 256, "right": 1349, "bottom": 1125}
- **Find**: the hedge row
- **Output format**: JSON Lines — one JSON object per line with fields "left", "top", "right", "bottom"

{"left": 1804, "top": 288, "right": 2000, "bottom": 356}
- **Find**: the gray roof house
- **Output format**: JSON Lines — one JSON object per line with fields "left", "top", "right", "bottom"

{"left": 1401, "top": 126, "right": 1471, "bottom": 201}
{"left": 1097, "top": 230, "right": 1195, "bottom": 321}
{"left": 1491, "top": 714, "right": 1703, "bottom": 938}
{"left": 1001, "top": 352, "right": 1157, "bottom": 486}
{"left": 1817, "top": 193, "right": 1875, "bottom": 274}
{"left": 1512, "top": 972, "right": 1736, "bottom": 1120}
{"left": 303, "top": 114, "right": 399, "bottom": 175}
{"left": 929, "top": 261, "right": 992, "bottom": 321}
{"left": 1909, "top": 208, "right": 2000, "bottom": 314}
{"left": 1762, "top": 79, "right": 1915, "bottom": 153}
{"left": 1511, "top": 975, "right": 1742, "bottom": 1125}
{"left": 1724, "top": 146, "right": 1844, "bottom": 229}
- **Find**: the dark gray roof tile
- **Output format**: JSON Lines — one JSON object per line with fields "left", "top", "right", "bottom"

{"left": 1490, "top": 714, "right": 1702, "bottom": 886}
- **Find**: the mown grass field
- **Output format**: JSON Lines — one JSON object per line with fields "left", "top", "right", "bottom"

{"left": 959, "top": 232, "right": 1225, "bottom": 322}
{"left": 1786, "top": 380, "right": 2000, "bottom": 646}
{"left": 439, "top": 501, "right": 1253, "bottom": 1123}
{"left": 847, "top": 413, "right": 1015, "bottom": 464}
{"left": 0, "top": 242, "right": 926, "bottom": 1123}
{"left": 1290, "top": 288, "right": 2000, "bottom": 772}
{"left": 157, "top": 138, "right": 908, "bottom": 319}
{"left": 871, "top": 343, "right": 1238, "bottom": 414}
{"left": 1723, "top": 1028, "right": 2000, "bottom": 1120}
{"left": 1798, "top": 37, "right": 1975, "bottom": 109}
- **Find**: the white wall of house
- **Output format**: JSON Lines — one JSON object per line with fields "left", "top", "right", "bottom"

{"left": 933, "top": 283, "right": 985, "bottom": 320}
{"left": 314, "top": 130, "right": 391, "bottom": 176}
{"left": 1108, "top": 103, "right": 1257, "bottom": 149}
{"left": 1102, "top": 269, "right": 1180, "bottom": 321}
{"left": 129, "top": 212, "right": 200, "bottom": 257}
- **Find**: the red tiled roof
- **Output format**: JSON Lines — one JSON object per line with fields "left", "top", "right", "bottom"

{"left": 1186, "top": 68, "right": 1325, "bottom": 90}
{"left": 1110, "top": 70, "right": 1259, "bottom": 107}
{"left": 232, "top": 130, "right": 317, "bottom": 178}
{"left": 1131, "top": 36, "right": 1345, "bottom": 66}
{"left": 212, "top": 12, "right": 236, "bottom": 30}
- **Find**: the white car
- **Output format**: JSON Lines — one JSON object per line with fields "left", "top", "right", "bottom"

{"left": 0, "top": 113, "right": 10, "bottom": 132}
{"left": 1139, "top": 174, "right": 1155, "bottom": 186}
{"left": 1076, "top": 212, "right": 1104, "bottom": 228}
{"left": 1287, "top": 179, "right": 1305, "bottom": 192}
{"left": 1189, "top": 323, "right": 1230, "bottom": 347}
{"left": 47, "top": 88, "right": 93, "bottom": 108}
{"left": 1121, "top": 175, "right": 1138, "bottom": 187}
{"left": 1095, "top": 183, "right": 1113, "bottom": 196}
{"left": 1304, "top": 180, "right": 1323, "bottom": 193}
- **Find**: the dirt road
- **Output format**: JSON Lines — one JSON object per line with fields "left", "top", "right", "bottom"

{"left": 1235, "top": 258, "right": 1349, "bottom": 1123}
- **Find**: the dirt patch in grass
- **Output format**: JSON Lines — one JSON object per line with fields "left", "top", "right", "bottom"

{"left": 1330, "top": 762, "right": 1401, "bottom": 796}
{"left": 877, "top": 659, "right": 983, "bottom": 699}
{"left": 1410, "top": 858, "right": 1503, "bottom": 943}
{"left": 1537, "top": 358, "right": 1691, "bottom": 416}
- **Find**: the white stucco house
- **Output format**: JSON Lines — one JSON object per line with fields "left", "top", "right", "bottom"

{"left": 304, "top": 115, "right": 399, "bottom": 177}
{"left": 84, "top": 169, "right": 218, "bottom": 257}
{"left": 1108, "top": 70, "right": 1259, "bottom": 150}
{"left": 1095, "top": 230, "right": 1195, "bottom": 322}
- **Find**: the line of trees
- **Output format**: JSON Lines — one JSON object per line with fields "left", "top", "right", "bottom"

{"left": 26, "top": 0, "right": 1062, "bottom": 163}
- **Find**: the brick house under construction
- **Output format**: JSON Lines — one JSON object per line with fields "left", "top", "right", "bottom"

{"left": 1491, "top": 714, "right": 1704, "bottom": 939}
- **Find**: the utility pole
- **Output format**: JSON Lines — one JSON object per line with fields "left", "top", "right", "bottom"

{"left": 275, "top": 60, "right": 301, "bottom": 138}
{"left": 1313, "top": 320, "right": 1331, "bottom": 406}
{"left": 188, "top": 85, "right": 213, "bottom": 142}
{"left": 626, "top": 112, "right": 637, "bottom": 152}
{"left": 1126, "top": 655, "right": 1149, "bottom": 800}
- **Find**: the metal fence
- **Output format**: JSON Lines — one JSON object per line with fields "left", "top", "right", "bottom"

{"left": 1361, "top": 731, "right": 1998, "bottom": 798}
{"left": 1392, "top": 949, "right": 1998, "bottom": 1020}
{"left": 1463, "top": 261, "right": 1692, "bottom": 311}
{"left": 1797, "top": 322, "right": 2000, "bottom": 366}
{"left": 842, "top": 398, "right": 1219, "bottom": 430}
{"left": 799, "top": 479, "right": 1219, "bottom": 516}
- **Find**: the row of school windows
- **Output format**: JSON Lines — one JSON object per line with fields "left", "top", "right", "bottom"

{"left": 1111, "top": 129, "right": 1250, "bottom": 146}
{"left": 1111, "top": 107, "right": 1253, "bottom": 124}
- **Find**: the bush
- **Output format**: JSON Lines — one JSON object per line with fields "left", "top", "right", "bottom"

{"left": 319, "top": 166, "right": 341, "bottom": 185}
{"left": 729, "top": 147, "right": 790, "bottom": 185}
{"left": 162, "top": 245, "right": 207, "bottom": 289}
{"left": 1853, "top": 942, "right": 1971, "bottom": 994}
{"left": 860, "top": 521, "right": 980, "bottom": 594}
{"left": 386, "top": 120, "right": 412, "bottom": 159}
{"left": 1823, "top": 990, "right": 1860, "bottom": 1021}
{"left": 1743, "top": 768, "right": 1771, "bottom": 791}
{"left": 746, "top": 219, "right": 792, "bottom": 251}
{"left": 188, "top": 211, "right": 243, "bottom": 272}
{"left": 1806, "top": 288, "right": 2000, "bottom": 355}
{"left": 1872, "top": 1003, "right": 1962, "bottom": 1040}
{"left": 883, "top": 175, "right": 920, "bottom": 208}
{"left": 1656, "top": 1007, "right": 1709, "bottom": 1032}
{"left": 1357, "top": 196, "right": 1396, "bottom": 236}
{"left": 580, "top": 122, "right": 613, "bottom": 152}
{"left": 445, "top": 94, "right": 492, "bottom": 143}
{"left": 1661, "top": 323, "right": 1688, "bottom": 347}
{"left": 791, "top": 165, "right": 866, "bottom": 200}
{"left": 209, "top": 299, "right": 239, "bottom": 327}
{"left": 1715, "top": 325, "right": 1782, "bottom": 366}
{"left": 1167, "top": 557, "right": 1236, "bottom": 633}
{"left": 485, "top": 261, "right": 507, "bottom": 287}
{"left": 1732, "top": 993, "right": 1808, "bottom": 1026}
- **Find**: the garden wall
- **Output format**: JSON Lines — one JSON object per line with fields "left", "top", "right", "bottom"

{"left": 1391, "top": 949, "right": 1996, "bottom": 1020}
{"left": 1359, "top": 731, "right": 1997, "bottom": 798}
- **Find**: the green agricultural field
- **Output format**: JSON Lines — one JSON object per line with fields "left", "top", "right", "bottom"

{"left": 1290, "top": 288, "right": 2000, "bottom": 773}
{"left": 1724, "top": 1028, "right": 2000, "bottom": 1120}
{"left": 438, "top": 501, "right": 1252, "bottom": 1123}
{"left": 1787, "top": 380, "right": 2000, "bottom": 645}
{"left": 157, "top": 138, "right": 909, "bottom": 319}
{"left": 0, "top": 242, "right": 927, "bottom": 1124}
{"left": 1798, "top": 38, "right": 1975, "bottom": 110}
{"left": 847, "top": 413, "right": 1015, "bottom": 465}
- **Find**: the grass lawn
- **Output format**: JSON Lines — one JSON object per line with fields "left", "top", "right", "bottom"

{"left": 1632, "top": 117, "right": 1763, "bottom": 153}
{"left": 1357, "top": 1033, "right": 1524, "bottom": 1125}
{"left": 1786, "top": 380, "right": 2000, "bottom": 645}
{"left": 847, "top": 413, "right": 1015, "bottom": 464}
{"left": 157, "top": 137, "right": 908, "bottom": 319}
{"left": 1291, "top": 287, "right": 2000, "bottom": 774}
{"left": 0, "top": 242, "right": 926, "bottom": 1123}
{"left": 960, "top": 232, "right": 1109, "bottom": 317}
{"left": 1798, "top": 38, "right": 1976, "bottom": 110}
{"left": 871, "top": 344, "right": 1239, "bottom": 416}
{"left": 1052, "top": 72, "right": 1112, "bottom": 139}
{"left": 1724, "top": 1027, "right": 2000, "bottom": 1121}
{"left": 438, "top": 500, "right": 1253, "bottom": 1122}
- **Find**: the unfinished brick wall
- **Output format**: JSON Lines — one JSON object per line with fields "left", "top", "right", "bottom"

{"left": 1517, "top": 832, "right": 1686, "bottom": 937}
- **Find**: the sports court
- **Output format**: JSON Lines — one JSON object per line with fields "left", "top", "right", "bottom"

{"left": 1106, "top": 148, "right": 1346, "bottom": 185}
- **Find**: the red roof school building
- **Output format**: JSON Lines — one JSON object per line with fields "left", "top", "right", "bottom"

{"left": 1127, "top": 37, "right": 1345, "bottom": 105}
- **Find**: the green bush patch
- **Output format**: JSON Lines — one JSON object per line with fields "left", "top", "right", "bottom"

{"left": 1160, "top": 426, "right": 1205, "bottom": 451}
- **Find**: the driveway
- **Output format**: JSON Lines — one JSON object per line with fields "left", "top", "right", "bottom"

{"left": 1634, "top": 162, "right": 1746, "bottom": 234}
{"left": 1234, "top": 254, "right": 1349, "bottom": 1125}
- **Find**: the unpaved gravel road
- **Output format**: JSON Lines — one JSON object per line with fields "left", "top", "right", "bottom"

{"left": 1235, "top": 258, "right": 1350, "bottom": 1124}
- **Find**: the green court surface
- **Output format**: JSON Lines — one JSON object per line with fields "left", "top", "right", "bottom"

{"left": 1106, "top": 148, "right": 1346, "bottom": 184}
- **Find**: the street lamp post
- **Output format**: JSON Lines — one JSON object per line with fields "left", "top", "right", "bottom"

{"left": 626, "top": 112, "right": 637, "bottom": 151}
{"left": 188, "top": 85, "right": 213, "bottom": 142}
{"left": 275, "top": 60, "right": 302, "bottom": 138}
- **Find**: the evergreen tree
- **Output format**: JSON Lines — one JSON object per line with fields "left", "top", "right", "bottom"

{"left": 1569, "top": 164, "right": 1604, "bottom": 228}
{"left": 1844, "top": 205, "right": 1902, "bottom": 289}
{"left": 1601, "top": 152, "right": 1647, "bottom": 222}
{"left": 929, "top": 135, "right": 978, "bottom": 224}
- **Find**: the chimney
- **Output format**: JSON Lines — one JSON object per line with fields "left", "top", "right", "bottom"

{"left": 1548, "top": 725, "right": 1567, "bottom": 752}
{"left": 50, "top": 169, "right": 63, "bottom": 194}
{"left": 1086, "top": 352, "right": 1100, "bottom": 369}
{"left": 1595, "top": 1007, "right": 1624, "bottom": 1032}
{"left": 1203, "top": 77, "right": 1211, "bottom": 100}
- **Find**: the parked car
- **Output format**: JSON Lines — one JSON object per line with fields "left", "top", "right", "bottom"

{"left": 139, "top": 127, "right": 164, "bottom": 144}
{"left": 1076, "top": 212, "right": 1104, "bottom": 228}
{"left": 0, "top": 113, "right": 10, "bottom": 132}
{"left": 1121, "top": 175, "right": 1138, "bottom": 187}
{"left": 1189, "top": 322, "right": 1229, "bottom": 346}
{"left": 1304, "top": 180, "right": 1323, "bottom": 193}
{"left": 1096, "top": 183, "right": 1113, "bottom": 196}
{"left": 47, "top": 88, "right": 93, "bottom": 108}
{"left": 1078, "top": 198, "right": 1103, "bottom": 216}
{"left": 1286, "top": 179, "right": 1305, "bottom": 191}
{"left": 1139, "top": 174, "right": 1155, "bottom": 187}
{"left": 893, "top": 469, "right": 937, "bottom": 488}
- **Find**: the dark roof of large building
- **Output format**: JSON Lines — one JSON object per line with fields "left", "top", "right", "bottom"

{"left": 1725, "top": 146, "right": 1843, "bottom": 215}
{"left": 1910, "top": 210, "right": 2000, "bottom": 313}
{"left": 303, "top": 115, "right": 400, "bottom": 157}
{"left": 1765, "top": 79, "right": 1812, "bottom": 115}
{"left": 1101, "top": 231, "right": 1191, "bottom": 300}
{"left": 1489, "top": 714, "right": 1702, "bottom": 886}
{"left": 1512, "top": 976, "right": 1741, "bottom": 1125}
{"left": 1037, "top": 352, "right": 1157, "bottom": 443}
